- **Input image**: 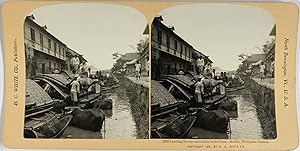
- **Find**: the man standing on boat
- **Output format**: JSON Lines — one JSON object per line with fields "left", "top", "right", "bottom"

{"left": 195, "top": 76, "right": 204, "bottom": 106}
{"left": 196, "top": 56, "right": 205, "bottom": 75}
{"left": 70, "top": 74, "right": 80, "bottom": 106}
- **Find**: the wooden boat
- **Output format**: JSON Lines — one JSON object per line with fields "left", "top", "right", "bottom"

{"left": 151, "top": 115, "right": 197, "bottom": 138}
{"left": 24, "top": 115, "right": 73, "bottom": 138}
{"left": 151, "top": 80, "right": 179, "bottom": 118}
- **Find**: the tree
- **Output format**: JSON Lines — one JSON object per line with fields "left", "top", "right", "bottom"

{"left": 112, "top": 52, "right": 122, "bottom": 60}
{"left": 111, "top": 52, "right": 125, "bottom": 74}
{"left": 262, "top": 38, "right": 275, "bottom": 54}
{"left": 238, "top": 53, "right": 249, "bottom": 62}
{"left": 237, "top": 53, "right": 251, "bottom": 75}
{"left": 136, "top": 37, "right": 149, "bottom": 54}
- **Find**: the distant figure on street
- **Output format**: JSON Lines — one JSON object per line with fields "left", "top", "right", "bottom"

{"left": 260, "top": 62, "right": 266, "bottom": 81}
{"left": 135, "top": 61, "right": 141, "bottom": 80}
{"left": 178, "top": 70, "right": 184, "bottom": 75}
{"left": 270, "top": 58, "right": 275, "bottom": 78}
{"left": 70, "top": 74, "right": 80, "bottom": 106}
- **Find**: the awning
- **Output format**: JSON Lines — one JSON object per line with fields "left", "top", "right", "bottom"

{"left": 126, "top": 59, "right": 137, "bottom": 65}
{"left": 251, "top": 60, "right": 263, "bottom": 66}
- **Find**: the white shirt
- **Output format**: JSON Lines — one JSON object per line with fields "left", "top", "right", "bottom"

{"left": 135, "top": 63, "right": 141, "bottom": 71}
{"left": 195, "top": 81, "right": 202, "bottom": 93}
{"left": 74, "top": 57, "right": 80, "bottom": 65}
{"left": 70, "top": 80, "right": 80, "bottom": 93}
{"left": 200, "top": 58, "right": 205, "bottom": 66}
{"left": 70, "top": 57, "right": 76, "bottom": 65}
{"left": 271, "top": 61, "right": 275, "bottom": 70}
{"left": 260, "top": 64, "right": 265, "bottom": 72}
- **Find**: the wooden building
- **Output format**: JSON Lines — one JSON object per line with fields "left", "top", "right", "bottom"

{"left": 24, "top": 15, "right": 85, "bottom": 78}
{"left": 265, "top": 25, "right": 276, "bottom": 75}
{"left": 151, "top": 16, "right": 212, "bottom": 79}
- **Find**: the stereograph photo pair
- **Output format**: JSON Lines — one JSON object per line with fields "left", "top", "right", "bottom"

{"left": 0, "top": 0, "right": 299, "bottom": 150}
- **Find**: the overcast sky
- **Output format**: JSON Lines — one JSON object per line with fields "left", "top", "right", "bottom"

{"left": 160, "top": 4, "right": 274, "bottom": 71}
{"left": 31, "top": 4, "right": 147, "bottom": 70}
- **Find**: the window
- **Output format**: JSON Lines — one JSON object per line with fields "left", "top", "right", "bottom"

{"left": 48, "top": 38, "right": 51, "bottom": 49}
{"left": 166, "top": 35, "right": 170, "bottom": 48}
{"left": 180, "top": 44, "right": 183, "bottom": 56}
{"left": 40, "top": 33, "right": 43, "bottom": 46}
{"left": 174, "top": 40, "right": 177, "bottom": 55}
{"left": 54, "top": 43, "right": 57, "bottom": 55}
{"left": 30, "top": 28, "right": 35, "bottom": 41}
{"left": 185, "top": 47, "right": 187, "bottom": 58}
{"left": 62, "top": 48, "right": 65, "bottom": 57}
{"left": 158, "top": 29, "right": 162, "bottom": 44}
{"left": 59, "top": 45, "right": 61, "bottom": 55}
{"left": 49, "top": 62, "right": 51, "bottom": 71}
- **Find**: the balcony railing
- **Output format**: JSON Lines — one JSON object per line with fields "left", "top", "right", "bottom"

{"left": 152, "top": 40, "right": 192, "bottom": 62}
{"left": 25, "top": 38, "right": 66, "bottom": 61}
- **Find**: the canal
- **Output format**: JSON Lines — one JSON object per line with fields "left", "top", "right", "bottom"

{"left": 62, "top": 87, "right": 137, "bottom": 139}
{"left": 188, "top": 88, "right": 263, "bottom": 139}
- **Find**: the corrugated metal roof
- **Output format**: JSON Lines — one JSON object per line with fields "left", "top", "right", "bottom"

{"left": 26, "top": 79, "right": 53, "bottom": 107}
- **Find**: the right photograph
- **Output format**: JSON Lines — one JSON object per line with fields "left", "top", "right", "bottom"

{"left": 150, "top": 4, "right": 276, "bottom": 139}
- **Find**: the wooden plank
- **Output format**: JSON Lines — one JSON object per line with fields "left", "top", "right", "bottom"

{"left": 25, "top": 107, "right": 53, "bottom": 118}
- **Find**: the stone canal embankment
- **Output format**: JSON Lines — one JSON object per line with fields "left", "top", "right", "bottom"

{"left": 117, "top": 75, "right": 149, "bottom": 139}
{"left": 244, "top": 78, "right": 276, "bottom": 139}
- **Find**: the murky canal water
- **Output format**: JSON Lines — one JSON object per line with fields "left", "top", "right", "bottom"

{"left": 188, "top": 88, "right": 263, "bottom": 139}
{"left": 63, "top": 88, "right": 137, "bottom": 139}
{"left": 228, "top": 88, "right": 263, "bottom": 139}
{"left": 102, "top": 90, "right": 137, "bottom": 139}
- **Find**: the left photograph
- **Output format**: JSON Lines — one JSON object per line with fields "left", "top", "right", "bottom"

{"left": 23, "top": 4, "right": 149, "bottom": 139}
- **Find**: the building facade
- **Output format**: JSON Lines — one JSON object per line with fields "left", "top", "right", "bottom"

{"left": 65, "top": 47, "right": 87, "bottom": 73}
{"left": 139, "top": 40, "right": 149, "bottom": 75}
{"left": 265, "top": 25, "right": 276, "bottom": 75}
{"left": 191, "top": 49, "right": 213, "bottom": 73}
{"left": 24, "top": 15, "right": 85, "bottom": 78}
{"left": 151, "top": 16, "right": 211, "bottom": 79}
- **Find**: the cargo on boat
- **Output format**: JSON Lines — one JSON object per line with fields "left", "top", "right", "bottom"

{"left": 151, "top": 80, "right": 195, "bottom": 138}
{"left": 151, "top": 72, "right": 239, "bottom": 138}
{"left": 24, "top": 72, "right": 121, "bottom": 139}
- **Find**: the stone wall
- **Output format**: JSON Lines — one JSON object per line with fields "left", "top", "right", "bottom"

{"left": 245, "top": 78, "right": 277, "bottom": 139}
{"left": 118, "top": 76, "right": 149, "bottom": 138}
